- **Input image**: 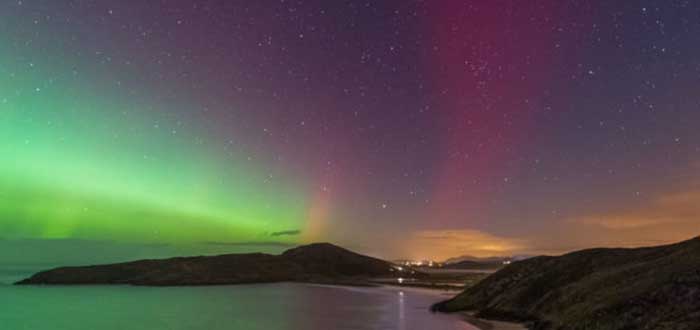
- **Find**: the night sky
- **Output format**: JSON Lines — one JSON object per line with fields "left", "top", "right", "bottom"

{"left": 1, "top": 1, "right": 699, "bottom": 262}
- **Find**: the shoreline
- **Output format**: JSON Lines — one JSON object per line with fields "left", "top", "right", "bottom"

{"left": 371, "top": 281, "right": 465, "bottom": 291}
{"left": 366, "top": 284, "right": 526, "bottom": 330}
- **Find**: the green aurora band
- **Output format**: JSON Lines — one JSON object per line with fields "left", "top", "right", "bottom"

{"left": 0, "top": 42, "right": 306, "bottom": 245}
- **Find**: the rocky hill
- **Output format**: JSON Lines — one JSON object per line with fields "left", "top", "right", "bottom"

{"left": 16, "top": 243, "right": 414, "bottom": 286}
{"left": 432, "top": 237, "right": 700, "bottom": 330}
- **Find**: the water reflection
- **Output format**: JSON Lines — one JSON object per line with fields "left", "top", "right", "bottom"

{"left": 398, "top": 291, "right": 405, "bottom": 330}
{"left": 0, "top": 283, "right": 477, "bottom": 330}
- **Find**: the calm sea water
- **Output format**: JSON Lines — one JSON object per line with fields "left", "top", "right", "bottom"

{"left": 0, "top": 281, "right": 476, "bottom": 330}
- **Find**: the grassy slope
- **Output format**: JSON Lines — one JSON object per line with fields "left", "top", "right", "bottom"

{"left": 433, "top": 237, "right": 700, "bottom": 330}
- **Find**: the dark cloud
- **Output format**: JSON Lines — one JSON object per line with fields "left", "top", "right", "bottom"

{"left": 270, "top": 230, "right": 301, "bottom": 237}
{"left": 201, "top": 241, "right": 296, "bottom": 247}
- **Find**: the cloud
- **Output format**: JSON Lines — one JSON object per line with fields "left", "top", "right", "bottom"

{"left": 402, "top": 229, "right": 527, "bottom": 261}
{"left": 201, "top": 241, "right": 296, "bottom": 247}
{"left": 269, "top": 229, "right": 302, "bottom": 237}
{"left": 532, "top": 188, "right": 700, "bottom": 254}
{"left": 575, "top": 190, "right": 700, "bottom": 229}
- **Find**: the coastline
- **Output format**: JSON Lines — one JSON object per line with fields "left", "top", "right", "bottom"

{"left": 371, "top": 284, "right": 526, "bottom": 330}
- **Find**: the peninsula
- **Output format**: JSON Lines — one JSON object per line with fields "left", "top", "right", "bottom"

{"left": 16, "top": 243, "right": 417, "bottom": 286}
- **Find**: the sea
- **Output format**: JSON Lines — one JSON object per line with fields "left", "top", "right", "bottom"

{"left": 0, "top": 269, "right": 476, "bottom": 330}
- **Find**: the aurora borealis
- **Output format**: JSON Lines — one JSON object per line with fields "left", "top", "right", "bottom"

{"left": 2, "top": 1, "right": 700, "bottom": 262}
{"left": 0, "top": 1, "right": 306, "bottom": 246}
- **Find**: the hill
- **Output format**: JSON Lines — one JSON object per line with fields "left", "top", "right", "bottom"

{"left": 432, "top": 237, "right": 700, "bottom": 330}
{"left": 443, "top": 255, "right": 509, "bottom": 265}
{"left": 16, "top": 243, "right": 414, "bottom": 286}
{"left": 442, "top": 259, "right": 508, "bottom": 271}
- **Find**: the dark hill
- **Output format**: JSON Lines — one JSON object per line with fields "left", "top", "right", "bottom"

{"left": 442, "top": 259, "right": 507, "bottom": 271}
{"left": 432, "top": 237, "right": 700, "bottom": 330}
{"left": 16, "top": 243, "right": 414, "bottom": 286}
{"left": 281, "top": 243, "right": 397, "bottom": 278}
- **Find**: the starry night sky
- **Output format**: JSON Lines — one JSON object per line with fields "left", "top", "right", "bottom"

{"left": 1, "top": 1, "right": 699, "bottom": 261}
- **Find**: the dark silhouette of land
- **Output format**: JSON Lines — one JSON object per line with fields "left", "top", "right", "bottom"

{"left": 16, "top": 243, "right": 417, "bottom": 286}
{"left": 441, "top": 259, "right": 506, "bottom": 271}
{"left": 20, "top": 238, "right": 700, "bottom": 329}
{"left": 432, "top": 237, "right": 700, "bottom": 330}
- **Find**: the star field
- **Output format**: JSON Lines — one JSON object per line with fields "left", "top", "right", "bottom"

{"left": 1, "top": 0, "right": 699, "bottom": 260}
